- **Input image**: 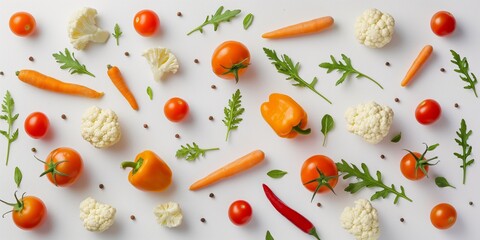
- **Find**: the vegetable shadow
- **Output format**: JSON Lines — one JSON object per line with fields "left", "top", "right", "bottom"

{"left": 33, "top": 211, "right": 54, "bottom": 235}
{"left": 67, "top": 162, "right": 91, "bottom": 192}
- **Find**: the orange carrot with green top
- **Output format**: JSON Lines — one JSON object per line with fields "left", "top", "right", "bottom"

{"left": 107, "top": 65, "right": 139, "bottom": 110}
{"left": 401, "top": 45, "right": 433, "bottom": 87}
{"left": 262, "top": 16, "right": 334, "bottom": 39}
{"left": 189, "top": 150, "right": 265, "bottom": 191}
{"left": 16, "top": 69, "right": 103, "bottom": 98}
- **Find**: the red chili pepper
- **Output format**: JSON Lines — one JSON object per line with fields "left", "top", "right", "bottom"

{"left": 262, "top": 184, "right": 321, "bottom": 240}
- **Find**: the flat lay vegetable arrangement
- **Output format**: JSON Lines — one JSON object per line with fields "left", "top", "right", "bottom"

{"left": 1, "top": 1, "right": 479, "bottom": 239}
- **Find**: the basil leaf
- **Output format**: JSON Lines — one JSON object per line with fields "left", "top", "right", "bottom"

{"left": 321, "top": 114, "right": 334, "bottom": 146}
{"left": 391, "top": 132, "right": 401, "bottom": 143}
{"left": 147, "top": 86, "right": 153, "bottom": 100}
{"left": 428, "top": 143, "right": 440, "bottom": 151}
{"left": 267, "top": 170, "right": 287, "bottom": 179}
{"left": 266, "top": 231, "right": 274, "bottom": 240}
{"left": 435, "top": 177, "right": 455, "bottom": 189}
{"left": 14, "top": 167, "right": 22, "bottom": 188}
{"left": 243, "top": 13, "right": 254, "bottom": 30}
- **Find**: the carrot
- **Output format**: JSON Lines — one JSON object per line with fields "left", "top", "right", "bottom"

{"left": 189, "top": 150, "right": 265, "bottom": 191}
{"left": 401, "top": 45, "right": 434, "bottom": 87}
{"left": 107, "top": 65, "right": 139, "bottom": 110}
{"left": 262, "top": 16, "right": 334, "bottom": 39}
{"left": 16, "top": 69, "right": 103, "bottom": 98}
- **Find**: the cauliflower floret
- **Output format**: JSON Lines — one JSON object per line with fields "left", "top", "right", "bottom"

{"left": 81, "top": 106, "right": 121, "bottom": 148}
{"left": 68, "top": 7, "right": 110, "bottom": 50}
{"left": 355, "top": 8, "right": 395, "bottom": 48}
{"left": 154, "top": 202, "right": 183, "bottom": 228}
{"left": 79, "top": 197, "right": 116, "bottom": 232}
{"left": 345, "top": 101, "right": 393, "bottom": 144}
{"left": 341, "top": 199, "right": 380, "bottom": 240}
{"left": 143, "top": 47, "right": 179, "bottom": 81}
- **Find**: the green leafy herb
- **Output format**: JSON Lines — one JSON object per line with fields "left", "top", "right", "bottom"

{"left": 53, "top": 48, "right": 95, "bottom": 77}
{"left": 321, "top": 114, "right": 334, "bottom": 146}
{"left": 404, "top": 143, "right": 439, "bottom": 179}
{"left": 223, "top": 89, "right": 244, "bottom": 141}
{"left": 336, "top": 160, "right": 412, "bottom": 204}
{"left": 450, "top": 50, "right": 478, "bottom": 97}
{"left": 146, "top": 86, "right": 153, "bottom": 100}
{"left": 319, "top": 54, "right": 383, "bottom": 89}
{"left": 435, "top": 176, "right": 455, "bottom": 189}
{"left": 391, "top": 132, "right": 402, "bottom": 143}
{"left": 263, "top": 47, "right": 332, "bottom": 104}
{"left": 267, "top": 170, "right": 288, "bottom": 179}
{"left": 176, "top": 142, "right": 219, "bottom": 161}
{"left": 187, "top": 6, "right": 241, "bottom": 35}
{"left": 0, "top": 91, "right": 19, "bottom": 166}
{"left": 112, "top": 23, "right": 122, "bottom": 46}
{"left": 454, "top": 119, "right": 474, "bottom": 184}
{"left": 14, "top": 167, "right": 22, "bottom": 188}
{"left": 243, "top": 13, "right": 254, "bottom": 30}
{"left": 266, "top": 231, "right": 274, "bottom": 240}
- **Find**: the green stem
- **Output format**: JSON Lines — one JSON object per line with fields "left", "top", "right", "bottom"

{"left": 463, "top": 162, "right": 467, "bottom": 185}
{"left": 292, "top": 125, "right": 311, "bottom": 135}
{"left": 359, "top": 72, "right": 384, "bottom": 90}
{"left": 5, "top": 112, "right": 12, "bottom": 166}
{"left": 309, "top": 227, "right": 321, "bottom": 240}
{"left": 5, "top": 141, "right": 11, "bottom": 166}
{"left": 121, "top": 158, "right": 144, "bottom": 175}
{"left": 291, "top": 73, "right": 332, "bottom": 104}
{"left": 205, "top": 148, "right": 220, "bottom": 152}
{"left": 222, "top": 58, "right": 249, "bottom": 83}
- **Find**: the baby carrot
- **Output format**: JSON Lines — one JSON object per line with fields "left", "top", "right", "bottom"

{"left": 16, "top": 69, "right": 103, "bottom": 98}
{"left": 107, "top": 65, "right": 139, "bottom": 110}
{"left": 189, "top": 150, "right": 265, "bottom": 191}
{"left": 401, "top": 45, "right": 433, "bottom": 87}
{"left": 262, "top": 16, "right": 334, "bottom": 39}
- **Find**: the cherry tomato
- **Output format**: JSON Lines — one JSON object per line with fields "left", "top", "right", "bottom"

{"left": 0, "top": 192, "right": 47, "bottom": 230}
{"left": 9, "top": 12, "right": 36, "bottom": 37}
{"left": 431, "top": 11, "right": 456, "bottom": 36}
{"left": 301, "top": 155, "right": 338, "bottom": 197}
{"left": 430, "top": 203, "right": 457, "bottom": 229}
{"left": 400, "top": 152, "right": 427, "bottom": 180}
{"left": 211, "top": 41, "right": 250, "bottom": 83}
{"left": 228, "top": 200, "right": 252, "bottom": 226}
{"left": 415, "top": 99, "right": 441, "bottom": 125}
{"left": 41, "top": 147, "right": 83, "bottom": 187}
{"left": 164, "top": 97, "right": 189, "bottom": 122}
{"left": 133, "top": 10, "right": 160, "bottom": 37}
{"left": 24, "top": 112, "right": 50, "bottom": 139}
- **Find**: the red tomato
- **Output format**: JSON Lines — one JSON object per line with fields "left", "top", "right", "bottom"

{"left": 9, "top": 12, "right": 36, "bottom": 37}
{"left": 431, "top": 11, "right": 456, "bottom": 36}
{"left": 211, "top": 41, "right": 250, "bottom": 83}
{"left": 228, "top": 200, "right": 252, "bottom": 226}
{"left": 133, "top": 10, "right": 160, "bottom": 37}
{"left": 431, "top": 203, "right": 457, "bottom": 229}
{"left": 301, "top": 155, "right": 338, "bottom": 198}
{"left": 164, "top": 97, "right": 189, "bottom": 122}
{"left": 415, "top": 99, "right": 441, "bottom": 125}
{"left": 400, "top": 152, "right": 428, "bottom": 180}
{"left": 42, "top": 147, "right": 83, "bottom": 187}
{"left": 4, "top": 193, "right": 47, "bottom": 230}
{"left": 24, "top": 112, "right": 50, "bottom": 139}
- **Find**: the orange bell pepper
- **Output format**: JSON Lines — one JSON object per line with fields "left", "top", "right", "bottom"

{"left": 260, "top": 93, "right": 311, "bottom": 138}
{"left": 121, "top": 150, "right": 172, "bottom": 192}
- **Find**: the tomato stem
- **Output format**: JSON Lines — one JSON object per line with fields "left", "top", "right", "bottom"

{"left": 221, "top": 58, "right": 249, "bottom": 83}
{"left": 36, "top": 156, "right": 70, "bottom": 186}
{"left": 303, "top": 167, "right": 337, "bottom": 202}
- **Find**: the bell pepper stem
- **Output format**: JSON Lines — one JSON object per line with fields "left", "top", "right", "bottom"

{"left": 121, "top": 158, "right": 144, "bottom": 175}
{"left": 293, "top": 125, "right": 311, "bottom": 135}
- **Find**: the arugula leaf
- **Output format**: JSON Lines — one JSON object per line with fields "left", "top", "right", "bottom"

{"left": 263, "top": 47, "right": 332, "bottom": 104}
{"left": 319, "top": 54, "right": 383, "bottom": 89}
{"left": 187, "top": 6, "right": 241, "bottom": 35}
{"left": 223, "top": 89, "right": 245, "bottom": 141}
{"left": 112, "top": 23, "right": 122, "bottom": 46}
{"left": 53, "top": 48, "right": 95, "bottom": 77}
{"left": 146, "top": 86, "right": 153, "bottom": 100}
{"left": 267, "top": 170, "right": 287, "bottom": 179}
{"left": 321, "top": 114, "right": 334, "bottom": 146}
{"left": 1, "top": 91, "right": 19, "bottom": 166}
{"left": 391, "top": 132, "right": 401, "bottom": 143}
{"left": 454, "top": 119, "right": 474, "bottom": 184}
{"left": 336, "top": 160, "right": 412, "bottom": 204}
{"left": 450, "top": 50, "right": 478, "bottom": 97}
{"left": 176, "top": 142, "right": 219, "bottom": 161}
{"left": 266, "top": 231, "right": 274, "bottom": 240}
{"left": 435, "top": 176, "right": 455, "bottom": 189}
{"left": 243, "top": 13, "right": 254, "bottom": 30}
{"left": 14, "top": 167, "right": 22, "bottom": 188}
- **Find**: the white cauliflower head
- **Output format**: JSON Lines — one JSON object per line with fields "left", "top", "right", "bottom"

{"left": 154, "top": 202, "right": 183, "bottom": 228}
{"left": 68, "top": 7, "right": 110, "bottom": 50}
{"left": 355, "top": 8, "right": 395, "bottom": 48}
{"left": 81, "top": 106, "right": 121, "bottom": 148}
{"left": 79, "top": 197, "right": 116, "bottom": 232}
{"left": 341, "top": 199, "right": 380, "bottom": 240}
{"left": 345, "top": 101, "right": 393, "bottom": 144}
{"left": 143, "top": 47, "right": 179, "bottom": 81}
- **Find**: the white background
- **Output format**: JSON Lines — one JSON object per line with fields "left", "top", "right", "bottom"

{"left": 0, "top": 0, "right": 479, "bottom": 239}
